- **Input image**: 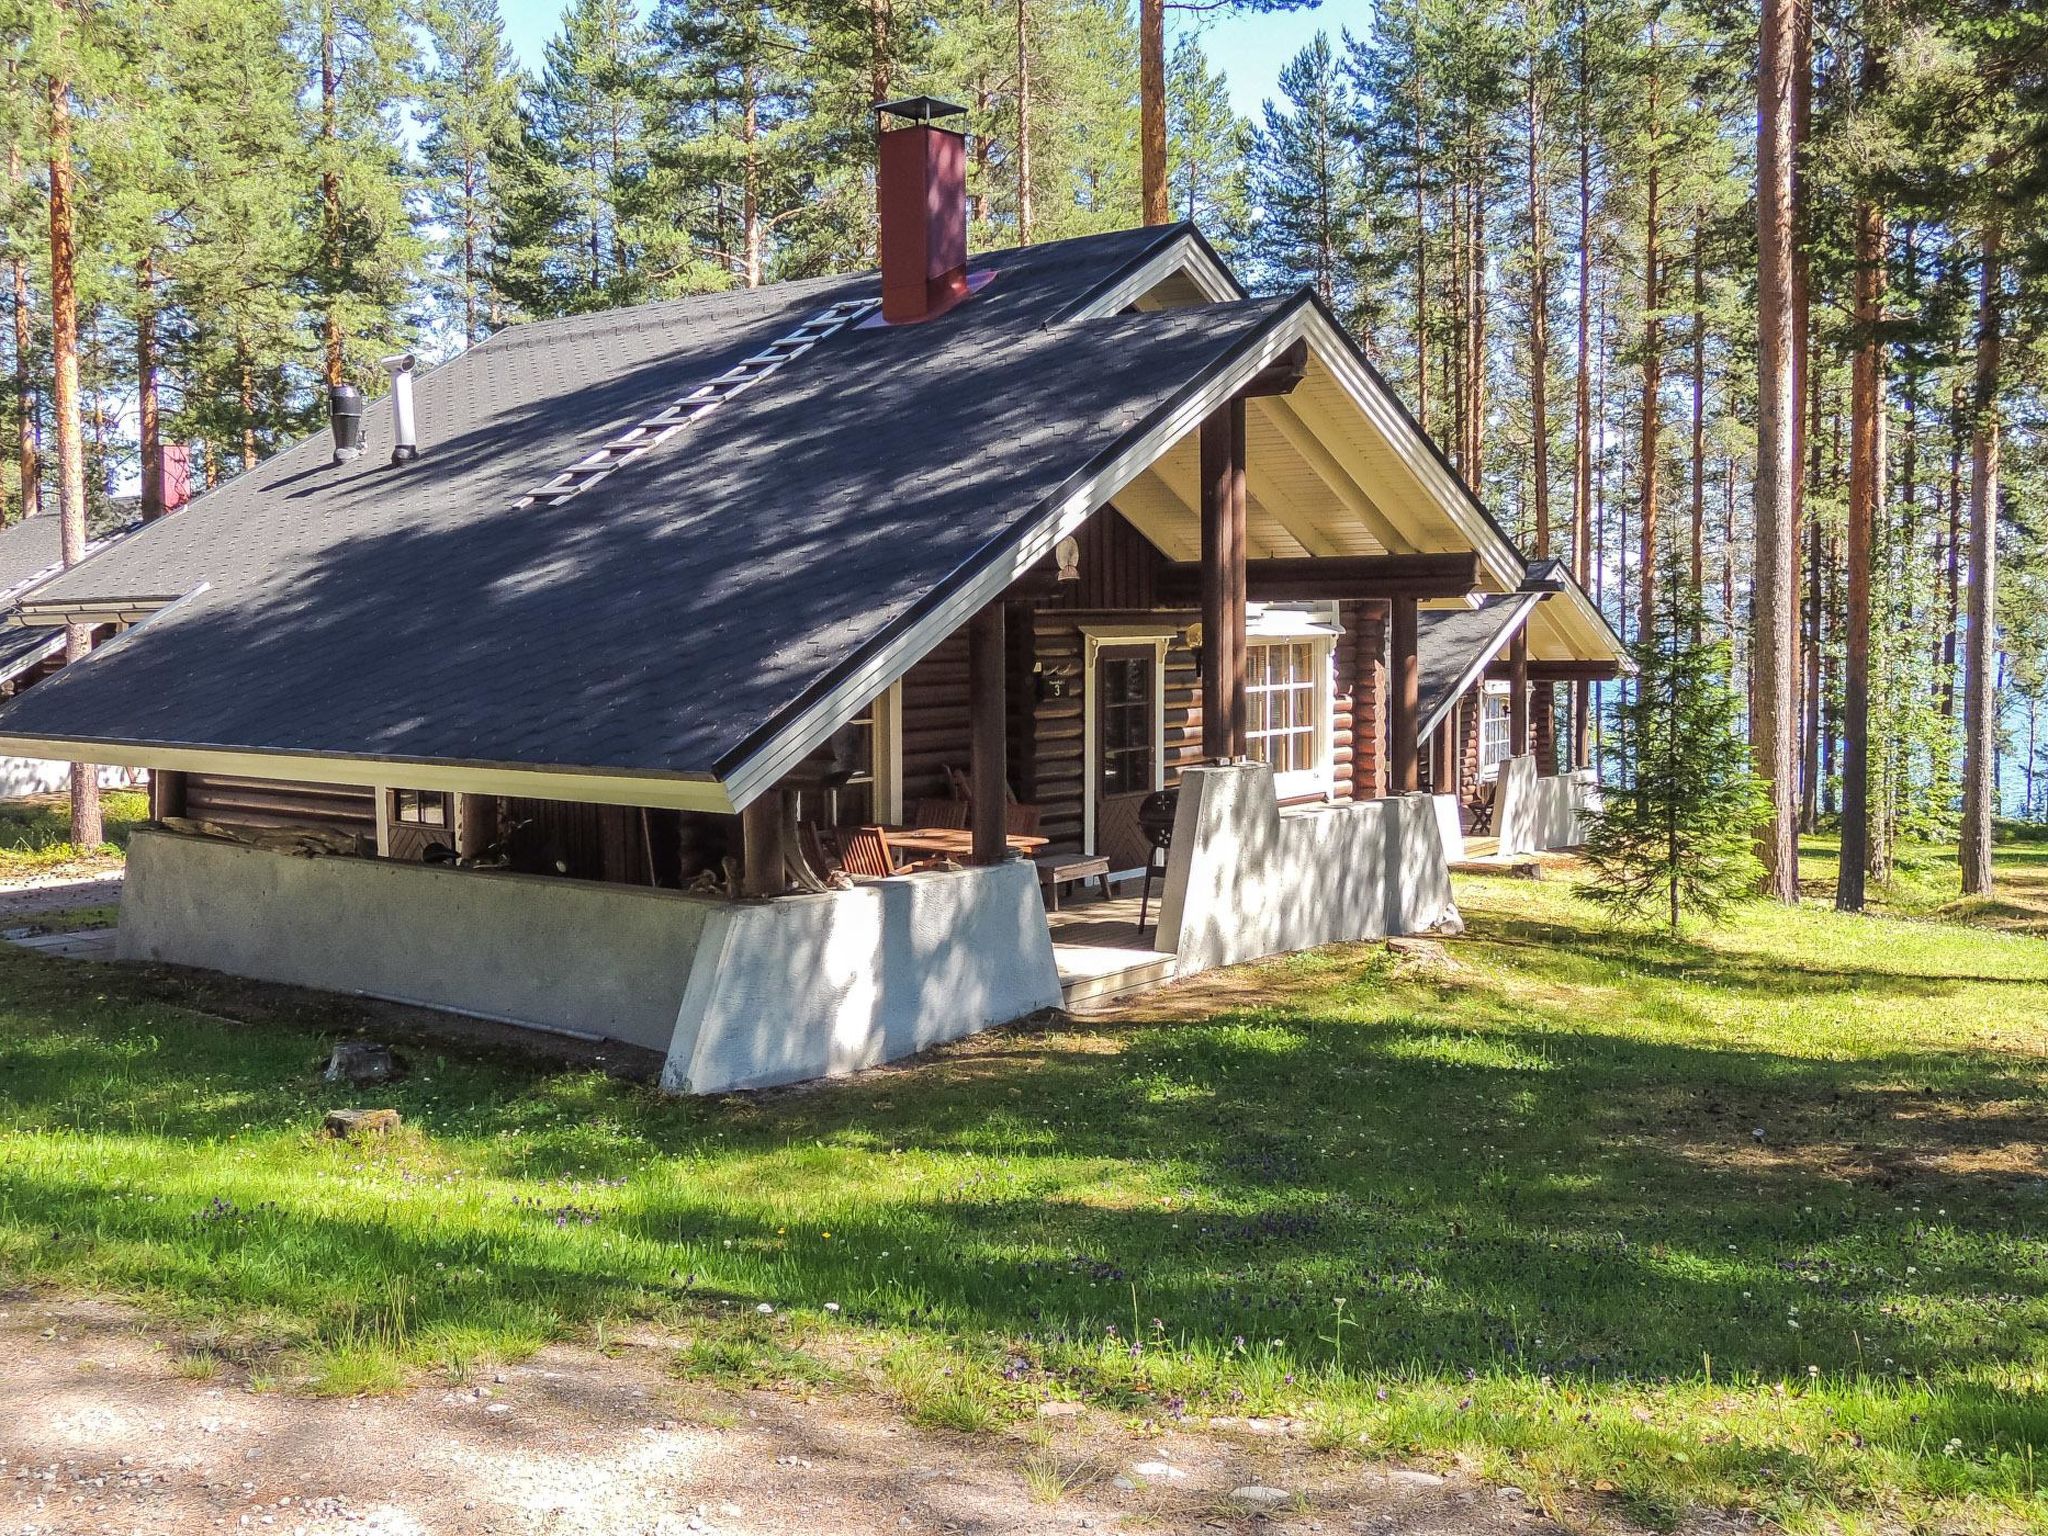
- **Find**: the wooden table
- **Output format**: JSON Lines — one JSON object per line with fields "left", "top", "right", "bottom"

{"left": 882, "top": 826, "right": 1048, "bottom": 859}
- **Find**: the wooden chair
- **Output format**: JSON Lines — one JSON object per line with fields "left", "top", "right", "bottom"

{"left": 1468, "top": 778, "right": 1496, "bottom": 835}
{"left": 796, "top": 822, "right": 839, "bottom": 887}
{"left": 913, "top": 798, "right": 969, "bottom": 829}
{"left": 837, "top": 826, "right": 897, "bottom": 878}
{"left": 1004, "top": 802, "right": 1043, "bottom": 836}
{"left": 1136, "top": 788, "right": 1178, "bottom": 933}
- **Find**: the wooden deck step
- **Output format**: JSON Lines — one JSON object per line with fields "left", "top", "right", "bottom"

{"left": 1055, "top": 946, "right": 1177, "bottom": 1010}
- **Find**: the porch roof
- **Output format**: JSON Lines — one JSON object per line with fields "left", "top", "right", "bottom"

{"left": 1415, "top": 561, "right": 1628, "bottom": 740}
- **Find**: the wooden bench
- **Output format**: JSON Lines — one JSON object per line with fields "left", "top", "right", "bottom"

{"left": 1034, "top": 852, "right": 1113, "bottom": 912}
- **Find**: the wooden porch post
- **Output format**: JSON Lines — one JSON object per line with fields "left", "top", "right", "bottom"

{"left": 741, "top": 791, "right": 785, "bottom": 897}
{"left": 1572, "top": 677, "right": 1592, "bottom": 771}
{"left": 1509, "top": 629, "right": 1531, "bottom": 758}
{"left": 969, "top": 601, "right": 1008, "bottom": 865}
{"left": 1200, "top": 396, "right": 1247, "bottom": 761}
{"left": 149, "top": 769, "right": 185, "bottom": 822}
{"left": 1389, "top": 594, "right": 1419, "bottom": 793}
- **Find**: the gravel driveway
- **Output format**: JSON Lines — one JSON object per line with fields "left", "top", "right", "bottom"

{"left": 0, "top": 1298, "right": 1657, "bottom": 1536}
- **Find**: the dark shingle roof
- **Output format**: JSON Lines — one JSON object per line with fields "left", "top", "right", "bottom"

{"left": 1415, "top": 593, "right": 1541, "bottom": 741}
{"left": 0, "top": 515, "right": 67, "bottom": 601}
{"left": 0, "top": 623, "right": 63, "bottom": 685}
{"left": 0, "top": 226, "right": 1300, "bottom": 790}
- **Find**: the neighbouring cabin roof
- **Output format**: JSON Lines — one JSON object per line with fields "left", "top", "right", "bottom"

{"left": 0, "top": 623, "right": 65, "bottom": 688}
{"left": 0, "top": 514, "right": 68, "bottom": 601}
{"left": 0, "top": 222, "right": 1602, "bottom": 811}
{"left": 1414, "top": 559, "right": 1629, "bottom": 742}
{"left": 1416, "top": 594, "right": 1543, "bottom": 741}
{"left": 0, "top": 510, "right": 136, "bottom": 605}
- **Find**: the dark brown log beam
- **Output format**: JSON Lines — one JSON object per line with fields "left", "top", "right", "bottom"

{"left": 1484, "top": 658, "right": 1625, "bottom": 683}
{"left": 969, "top": 601, "right": 1008, "bottom": 864}
{"left": 1389, "top": 594, "right": 1419, "bottom": 792}
{"left": 741, "top": 790, "right": 785, "bottom": 897}
{"left": 149, "top": 769, "right": 186, "bottom": 822}
{"left": 1158, "top": 552, "right": 1478, "bottom": 605}
{"left": 1508, "top": 629, "right": 1531, "bottom": 758}
{"left": 1242, "top": 338, "right": 1309, "bottom": 398}
{"left": 1200, "top": 396, "right": 1247, "bottom": 760}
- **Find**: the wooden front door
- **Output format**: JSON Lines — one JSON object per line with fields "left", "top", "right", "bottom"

{"left": 1091, "top": 644, "right": 1159, "bottom": 871}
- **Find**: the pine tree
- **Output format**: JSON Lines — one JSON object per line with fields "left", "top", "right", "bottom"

{"left": 500, "top": 0, "right": 655, "bottom": 315}
{"left": 287, "top": 0, "right": 419, "bottom": 387}
{"left": 1583, "top": 547, "right": 1770, "bottom": 928}
{"left": 1166, "top": 36, "right": 1246, "bottom": 247}
{"left": 415, "top": 0, "right": 525, "bottom": 345}
{"left": 645, "top": 0, "right": 824, "bottom": 291}
{"left": 1246, "top": 34, "right": 1375, "bottom": 324}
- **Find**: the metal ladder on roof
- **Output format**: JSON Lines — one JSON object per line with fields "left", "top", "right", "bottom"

{"left": 511, "top": 294, "right": 881, "bottom": 511}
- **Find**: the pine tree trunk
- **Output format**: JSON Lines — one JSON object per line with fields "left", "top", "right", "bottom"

{"left": 1016, "top": 0, "right": 1033, "bottom": 243}
{"left": 138, "top": 258, "right": 163, "bottom": 523}
{"left": 1413, "top": 69, "right": 1429, "bottom": 436}
{"left": 1960, "top": 220, "right": 2003, "bottom": 896}
{"left": 1689, "top": 228, "right": 1706, "bottom": 594}
{"left": 1467, "top": 167, "right": 1486, "bottom": 478}
{"left": 463, "top": 161, "right": 479, "bottom": 344}
{"left": 742, "top": 83, "right": 762, "bottom": 289}
{"left": 1638, "top": 95, "right": 1660, "bottom": 642}
{"left": 1838, "top": 195, "right": 1883, "bottom": 911}
{"left": 320, "top": 0, "right": 344, "bottom": 391}
{"left": 1786, "top": 0, "right": 1814, "bottom": 845}
{"left": 1526, "top": 53, "right": 1550, "bottom": 559}
{"left": 45, "top": 36, "right": 100, "bottom": 849}
{"left": 1942, "top": 382, "right": 1962, "bottom": 716}
{"left": 1571, "top": 2, "right": 1592, "bottom": 583}
{"left": 1139, "top": 0, "right": 1167, "bottom": 225}
{"left": 7, "top": 124, "right": 35, "bottom": 526}
{"left": 240, "top": 350, "right": 258, "bottom": 472}
{"left": 1801, "top": 506, "right": 1821, "bottom": 832}
{"left": 1752, "top": 0, "right": 1801, "bottom": 900}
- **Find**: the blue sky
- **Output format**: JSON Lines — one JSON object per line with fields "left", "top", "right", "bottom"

{"left": 493, "top": 0, "right": 1346, "bottom": 122}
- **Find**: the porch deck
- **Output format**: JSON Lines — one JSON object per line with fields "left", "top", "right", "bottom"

{"left": 1046, "top": 890, "right": 1176, "bottom": 1010}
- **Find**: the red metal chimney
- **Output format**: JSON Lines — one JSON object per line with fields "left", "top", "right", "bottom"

{"left": 161, "top": 444, "right": 191, "bottom": 513}
{"left": 876, "top": 98, "right": 972, "bottom": 325}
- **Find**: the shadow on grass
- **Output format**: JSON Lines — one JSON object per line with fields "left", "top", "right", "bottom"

{"left": 3, "top": 925, "right": 2045, "bottom": 1395}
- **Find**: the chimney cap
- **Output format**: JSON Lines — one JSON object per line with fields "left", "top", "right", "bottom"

{"left": 876, "top": 96, "right": 968, "bottom": 128}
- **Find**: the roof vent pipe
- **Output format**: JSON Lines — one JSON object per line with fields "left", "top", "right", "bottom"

{"left": 381, "top": 353, "right": 419, "bottom": 465}
{"left": 875, "top": 97, "right": 973, "bottom": 325}
{"left": 329, "top": 384, "right": 366, "bottom": 464}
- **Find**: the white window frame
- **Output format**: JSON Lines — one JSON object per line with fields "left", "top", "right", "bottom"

{"left": 1080, "top": 625, "right": 1173, "bottom": 856}
{"left": 1243, "top": 604, "right": 1339, "bottom": 801}
{"left": 1477, "top": 683, "right": 1512, "bottom": 781}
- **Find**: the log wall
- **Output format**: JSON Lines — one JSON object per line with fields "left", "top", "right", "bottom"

{"left": 184, "top": 773, "right": 376, "bottom": 838}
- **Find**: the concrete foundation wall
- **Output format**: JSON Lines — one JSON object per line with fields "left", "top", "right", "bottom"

{"left": 663, "top": 859, "right": 1063, "bottom": 1094}
{"left": 118, "top": 829, "right": 712, "bottom": 1051}
{"left": 1430, "top": 794, "right": 1466, "bottom": 863}
{"left": 1495, "top": 757, "right": 1597, "bottom": 855}
{"left": 119, "top": 830, "right": 1064, "bottom": 1094}
{"left": 1153, "top": 764, "right": 1459, "bottom": 975}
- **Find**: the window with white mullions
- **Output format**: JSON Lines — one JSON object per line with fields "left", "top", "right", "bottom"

{"left": 1245, "top": 640, "right": 1319, "bottom": 779}
{"left": 1478, "top": 690, "right": 1512, "bottom": 779}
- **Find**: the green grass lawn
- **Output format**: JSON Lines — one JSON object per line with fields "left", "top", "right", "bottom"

{"left": 0, "top": 787, "right": 149, "bottom": 877}
{"left": 2, "top": 847, "right": 2046, "bottom": 1532}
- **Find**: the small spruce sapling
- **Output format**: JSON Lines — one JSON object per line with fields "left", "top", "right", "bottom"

{"left": 1582, "top": 549, "right": 1770, "bottom": 928}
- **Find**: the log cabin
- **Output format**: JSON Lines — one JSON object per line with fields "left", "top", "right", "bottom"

{"left": 0, "top": 100, "right": 1624, "bottom": 1091}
